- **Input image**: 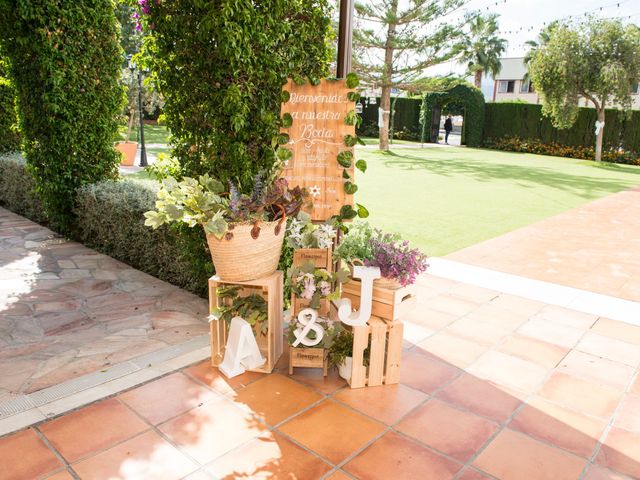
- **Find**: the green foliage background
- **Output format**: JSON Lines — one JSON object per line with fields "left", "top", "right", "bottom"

{"left": 483, "top": 102, "right": 640, "bottom": 153}
{"left": 137, "top": 0, "right": 333, "bottom": 189}
{"left": 0, "top": 0, "right": 125, "bottom": 233}
{"left": 0, "top": 58, "right": 20, "bottom": 153}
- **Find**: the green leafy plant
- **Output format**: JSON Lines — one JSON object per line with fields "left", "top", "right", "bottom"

{"left": 144, "top": 172, "right": 308, "bottom": 239}
{"left": 286, "top": 212, "right": 337, "bottom": 249}
{"left": 337, "top": 151, "right": 353, "bottom": 168}
{"left": 0, "top": 58, "right": 19, "bottom": 153}
{"left": 328, "top": 329, "right": 369, "bottom": 367}
{"left": 211, "top": 285, "right": 269, "bottom": 336}
{"left": 333, "top": 222, "right": 374, "bottom": 265}
{"left": 0, "top": 0, "right": 125, "bottom": 233}
{"left": 288, "top": 261, "right": 348, "bottom": 309}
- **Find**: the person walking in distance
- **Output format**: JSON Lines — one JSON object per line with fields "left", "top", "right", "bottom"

{"left": 444, "top": 114, "right": 453, "bottom": 144}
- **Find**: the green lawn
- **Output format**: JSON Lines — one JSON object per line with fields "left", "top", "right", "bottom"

{"left": 355, "top": 147, "right": 640, "bottom": 257}
{"left": 120, "top": 124, "right": 171, "bottom": 144}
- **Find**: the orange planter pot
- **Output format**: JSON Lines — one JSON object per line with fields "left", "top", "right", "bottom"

{"left": 116, "top": 142, "right": 138, "bottom": 166}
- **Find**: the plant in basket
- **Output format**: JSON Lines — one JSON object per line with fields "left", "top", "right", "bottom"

{"left": 144, "top": 171, "right": 308, "bottom": 281}
{"left": 334, "top": 222, "right": 428, "bottom": 288}
{"left": 288, "top": 261, "right": 349, "bottom": 309}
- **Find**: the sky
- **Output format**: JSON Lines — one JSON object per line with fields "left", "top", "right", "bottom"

{"left": 425, "top": 0, "right": 640, "bottom": 76}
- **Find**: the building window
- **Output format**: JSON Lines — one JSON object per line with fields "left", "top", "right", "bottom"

{"left": 498, "top": 80, "right": 515, "bottom": 93}
{"left": 520, "top": 79, "right": 535, "bottom": 93}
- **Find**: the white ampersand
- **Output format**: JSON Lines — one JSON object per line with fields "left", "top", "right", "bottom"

{"left": 337, "top": 265, "right": 381, "bottom": 326}
{"left": 292, "top": 308, "right": 325, "bottom": 347}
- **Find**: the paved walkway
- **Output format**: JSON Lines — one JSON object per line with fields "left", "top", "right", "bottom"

{"left": 2, "top": 273, "right": 640, "bottom": 480}
{"left": 448, "top": 188, "right": 640, "bottom": 302}
{"left": 0, "top": 208, "right": 208, "bottom": 402}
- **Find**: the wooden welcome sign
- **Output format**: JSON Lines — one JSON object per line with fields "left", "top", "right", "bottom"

{"left": 280, "top": 79, "right": 356, "bottom": 221}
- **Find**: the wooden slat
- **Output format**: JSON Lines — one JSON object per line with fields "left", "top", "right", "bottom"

{"left": 341, "top": 290, "right": 416, "bottom": 321}
{"left": 367, "top": 317, "right": 387, "bottom": 386}
{"left": 350, "top": 324, "right": 369, "bottom": 388}
{"left": 384, "top": 320, "right": 404, "bottom": 384}
{"left": 293, "top": 248, "right": 332, "bottom": 269}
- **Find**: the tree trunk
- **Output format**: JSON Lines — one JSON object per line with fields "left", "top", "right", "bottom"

{"left": 379, "top": 85, "right": 391, "bottom": 151}
{"left": 595, "top": 108, "right": 605, "bottom": 162}
{"left": 474, "top": 70, "right": 483, "bottom": 89}
{"left": 379, "top": 0, "right": 398, "bottom": 151}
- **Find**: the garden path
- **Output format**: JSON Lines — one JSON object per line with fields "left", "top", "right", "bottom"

{"left": 448, "top": 187, "right": 640, "bottom": 302}
{"left": 0, "top": 207, "right": 208, "bottom": 403}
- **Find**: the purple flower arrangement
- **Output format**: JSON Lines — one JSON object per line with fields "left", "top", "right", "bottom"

{"left": 365, "top": 230, "right": 428, "bottom": 287}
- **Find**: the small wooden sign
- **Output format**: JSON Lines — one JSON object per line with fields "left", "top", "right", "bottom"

{"left": 280, "top": 79, "right": 356, "bottom": 221}
{"left": 289, "top": 346, "right": 328, "bottom": 377}
{"left": 292, "top": 248, "right": 332, "bottom": 270}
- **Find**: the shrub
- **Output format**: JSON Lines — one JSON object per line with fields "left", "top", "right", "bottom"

{"left": 0, "top": 58, "right": 19, "bottom": 153}
{"left": 484, "top": 136, "right": 640, "bottom": 165}
{"left": 0, "top": 153, "right": 46, "bottom": 222}
{"left": 0, "top": 1, "right": 125, "bottom": 233}
{"left": 74, "top": 179, "right": 212, "bottom": 296}
{"left": 135, "top": 0, "right": 332, "bottom": 189}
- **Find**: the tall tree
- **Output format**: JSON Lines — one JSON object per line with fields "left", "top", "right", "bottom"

{"left": 354, "top": 0, "right": 466, "bottom": 150}
{"left": 523, "top": 21, "right": 557, "bottom": 67}
{"left": 458, "top": 14, "right": 507, "bottom": 88}
{"left": 528, "top": 18, "right": 640, "bottom": 162}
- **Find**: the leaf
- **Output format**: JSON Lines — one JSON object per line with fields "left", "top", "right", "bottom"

{"left": 143, "top": 210, "right": 164, "bottom": 229}
{"left": 343, "top": 134, "right": 357, "bottom": 147}
{"left": 277, "top": 147, "right": 293, "bottom": 161}
{"left": 347, "top": 91, "right": 361, "bottom": 102}
{"left": 342, "top": 169, "right": 350, "bottom": 179}
{"left": 357, "top": 136, "right": 366, "bottom": 146}
{"left": 356, "top": 159, "right": 367, "bottom": 173}
{"left": 282, "top": 113, "right": 293, "bottom": 128}
{"left": 203, "top": 211, "right": 227, "bottom": 238}
{"left": 339, "top": 204, "right": 357, "bottom": 220}
{"left": 344, "top": 110, "right": 357, "bottom": 126}
{"left": 346, "top": 72, "right": 359, "bottom": 89}
{"left": 337, "top": 151, "right": 353, "bottom": 168}
{"left": 278, "top": 133, "right": 290, "bottom": 145}
{"left": 251, "top": 222, "right": 261, "bottom": 239}
{"left": 356, "top": 203, "right": 369, "bottom": 218}
{"left": 281, "top": 90, "right": 290, "bottom": 103}
{"left": 309, "top": 76, "right": 320, "bottom": 86}
{"left": 344, "top": 182, "right": 358, "bottom": 194}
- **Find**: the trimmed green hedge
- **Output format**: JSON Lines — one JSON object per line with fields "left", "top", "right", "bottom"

{"left": 483, "top": 103, "right": 640, "bottom": 153}
{"left": 0, "top": 59, "right": 19, "bottom": 153}
{"left": 357, "top": 97, "right": 423, "bottom": 140}
{"left": 0, "top": 153, "right": 45, "bottom": 222}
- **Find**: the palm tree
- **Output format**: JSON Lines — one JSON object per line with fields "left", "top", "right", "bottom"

{"left": 459, "top": 14, "right": 507, "bottom": 88}
{"left": 523, "top": 22, "right": 558, "bottom": 83}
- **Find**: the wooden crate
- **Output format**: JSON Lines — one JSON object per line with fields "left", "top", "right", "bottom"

{"left": 289, "top": 346, "right": 328, "bottom": 376}
{"left": 349, "top": 316, "right": 403, "bottom": 388}
{"left": 341, "top": 280, "right": 416, "bottom": 321}
{"left": 208, "top": 271, "right": 283, "bottom": 374}
{"left": 291, "top": 248, "right": 332, "bottom": 318}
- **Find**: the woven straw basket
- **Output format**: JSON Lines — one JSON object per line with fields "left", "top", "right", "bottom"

{"left": 206, "top": 220, "right": 285, "bottom": 282}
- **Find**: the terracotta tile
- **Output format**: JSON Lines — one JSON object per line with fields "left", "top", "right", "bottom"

{"left": 40, "top": 398, "right": 149, "bottom": 463}
{"left": 275, "top": 354, "right": 347, "bottom": 395}
{"left": 416, "top": 332, "right": 488, "bottom": 369}
{"left": 498, "top": 334, "right": 569, "bottom": 368}
{"left": 396, "top": 398, "right": 498, "bottom": 461}
{"left": 596, "top": 428, "right": 640, "bottom": 478}
{"left": 426, "top": 295, "right": 481, "bottom": 317}
{"left": 399, "top": 350, "right": 460, "bottom": 394}
{"left": 183, "top": 360, "right": 265, "bottom": 395}
{"left": 0, "top": 429, "right": 63, "bottom": 480}
{"left": 334, "top": 383, "right": 428, "bottom": 425}
{"left": 44, "top": 470, "right": 75, "bottom": 480}
{"left": 159, "top": 396, "right": 267, "bottom": 465}
{"left": 404, "top": 307, "right": 458, "bottom": 331}
{"left": 457, "top": 468, "right": 493, "bottom": 480}
{"left": 614, "top": 394, "right": 640, "bottom": 433}
{"left": 632, "top": 376, "right": 640, "bottom": 396}
{"left": 467, "top": 350, "right": 549, "bottom": 394}
{"left": 584, "top": 464, "right": 635, "bottom": 480}
{"left": 278, "top": 400, "right": 385, "bottom": 464}
{"left": 344, "top": 431, "right": 461, "bottom": 480}
{"left": 232, "top": 373, "right": 322, "bottom": 426}
{"left": 436, "top": 373, "right": 522, "bottom": 423}
{"left": 557, "top": 350, "right": 634, "bottom": 391}
{"left": 533, "top": 305, "right": 598, "bottom": 329}
{"left": 324, "top": 470, "right": 352, "bottom": 480}
{"left": 72, "top": 430, "right": 197, "bottom": 480}
{"left": 591, "top": 318, "right": 640, "bottom": 346}
{"left": 445, "top": 317, "right": 512, "bottom": 346}
{"left": 447, "top": 283, "right": 499, "bottom": 304}
{"left": 576, "top": 333, "right": 640, "bottom": 367}
{"left": 517, "top": 318, "right": 584, "bottom": 348}
{"left": 119, "top": 372, "right": 218, "bottom": 425}
{"left": 510, "top": 396, "right": 607, "bottom": 457}
{"left": 181, "top": 471, "right": 214, "bottom": 480}
{"left": 488, "top": 294, "right": 545, "bottom": 317}
{"left": 538, "top": 372, "right": 622, "bottom": 419}
{"left": 473, "top": 429, "right": 586, "bottom": 480}
{"left": 206, "top": 431, "right": 331, "bottom": 480}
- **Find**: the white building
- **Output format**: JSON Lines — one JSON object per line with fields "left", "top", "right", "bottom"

{"left": 487, "top": 57, "right": 640, "bottom": 108}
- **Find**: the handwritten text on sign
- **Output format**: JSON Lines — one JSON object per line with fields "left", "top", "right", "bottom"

{"left": 280, "top": 79, "right": 355, "bottom": 221}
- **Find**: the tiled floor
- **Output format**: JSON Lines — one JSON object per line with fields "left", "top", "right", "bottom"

{"left": 0, "top": 208, "right": 208, "bottom": 400}
{"left": 1, "top": 274, "right": 639, "bottom": 480}
{"left": 448, "top": 189, "right": 640, "bottom": 302}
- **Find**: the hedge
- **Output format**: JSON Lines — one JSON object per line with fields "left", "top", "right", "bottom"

{"left": 483, "top": 102, "right": 640, "bottom": 153}
{"left": 0, "top": 153, "right": 46, "bottom": 223}
{"left": 0, "top": 1, "right": 125, "bottom": 233}
{"left": 0, "top": 58, "right": 19, "bottom": 153}
{"left": 357, "top": 97, "right": 422, "bottom": 140}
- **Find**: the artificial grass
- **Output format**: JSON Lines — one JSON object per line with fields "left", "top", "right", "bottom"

{"left": 354, "top": 146, "right": 640, "bottom": 257}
